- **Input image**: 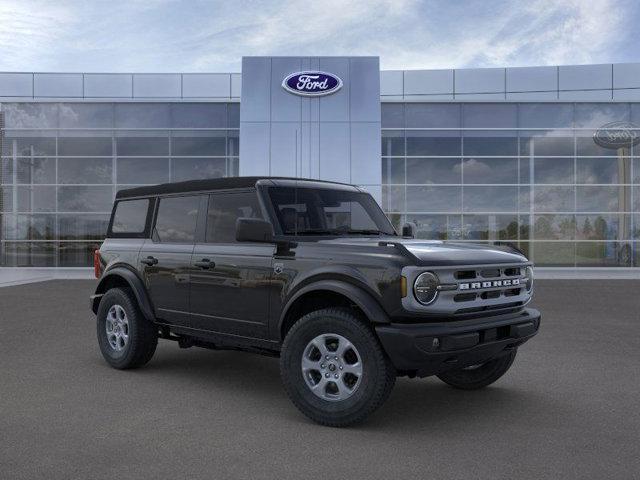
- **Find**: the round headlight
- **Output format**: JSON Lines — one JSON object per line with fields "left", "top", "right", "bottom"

{"left": 414, "top": 272, "right": 439, "bottom": 305}
{"left": 525, "top": 266, "right": 534, "bottom": 292}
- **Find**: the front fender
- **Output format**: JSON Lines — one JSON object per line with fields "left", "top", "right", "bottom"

{"left": 278, "top": 279, "right": 391, "bottom": 333}
{"left": 91, "top": 267, "right": 156, "bottom": 322}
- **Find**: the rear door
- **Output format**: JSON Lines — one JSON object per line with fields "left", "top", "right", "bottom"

{"left": 140, "top": 194, "right": 201, "bottom": 326}
{"left": 189, "top": 189, "right": 274, "bottom": 338}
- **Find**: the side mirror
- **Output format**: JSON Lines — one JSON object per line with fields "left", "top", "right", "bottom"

{"left": 236, "top": 218, "right": 274, "bottom": 243}
{"left": 401, "top": 222, "right": 416, "bottom": 238}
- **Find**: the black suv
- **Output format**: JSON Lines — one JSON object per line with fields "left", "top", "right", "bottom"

{"left": 91, "top": 177, "right": 540, "bottom": 426}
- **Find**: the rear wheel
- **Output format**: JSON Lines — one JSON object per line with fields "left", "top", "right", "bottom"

{"left": 436, "top": 349, "right": 517, "bottom": 390}
{"left": 96, "top": 287, "right": 158, "bottom": 369}
{"left": 280, "top": 308, "right": 395, "bottom": 427}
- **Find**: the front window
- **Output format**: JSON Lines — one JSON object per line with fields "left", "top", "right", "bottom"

{"left": 267, "top": 187, "right": 395, "bottom": 236}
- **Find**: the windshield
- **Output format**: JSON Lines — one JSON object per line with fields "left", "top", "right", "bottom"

{"left": 266, "top": 186, "right": 396, "bottom": 237}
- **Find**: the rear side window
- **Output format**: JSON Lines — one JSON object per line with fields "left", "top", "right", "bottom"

{"left": 154, "top": 195, "right": 200, "bottom": 243}
{"left": 111, "top": 199, "right": 150, "bottom": 234}
{"left": 206, "top": 191, "right": 262, "bottom": 243}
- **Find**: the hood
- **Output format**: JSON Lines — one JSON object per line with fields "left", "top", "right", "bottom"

{"left": 316, "top": 237, "right": 528, "bottom": 266}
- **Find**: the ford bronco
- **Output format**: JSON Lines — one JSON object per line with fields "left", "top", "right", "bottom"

{"left": 91, "top": 177, "right": 540, "bottom": 426}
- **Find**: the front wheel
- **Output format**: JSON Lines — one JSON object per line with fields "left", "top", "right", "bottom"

{"left": 436, "top": 349, "right": 517, "bottom": 390}
{"left": 280, "top": 308, "right": 396, "bottom": 427}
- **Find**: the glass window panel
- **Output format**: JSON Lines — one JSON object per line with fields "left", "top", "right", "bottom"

{"left": 381, "top": 130, "right": 404, "bottom": 156}
{"left": 462, "top": 157, "right": 517, "bottom": 184}
{"left": 227, "top": 130, "right": 239, "bottom": 157}
{"left": 533, "top": 242, "right": 575, "bottom": 266}
{"left": 463, "top": 136, "right": 518, "bottom": 156}
{"left": 518, "top": 104, "right": 574, "bottom": 129}
{"left": 406, "top": 104, "right": 460, "bottom": 128}
{"left": 59, "top": 242, "right": 102, "bottom": 267}
{"left": 206, "top": 192, "right": 262, "bottom": 243}
{"left": 59, "top": 214, "right": 110, "bottom": 240}
{"left": 114, "top": 104, "right": 170, "bottom": 128}
{"left": 58, "top": 137, "right": 113, "bottom": 156}
{"left": 533, "top": 215, "right": 576, "bottom": 240}
{"left": 517, "top": 241, "right": 531, "bottom": 258}
{"left": 533, "top": 157, "right": 574, "bottom": 184}
{"left": 58, "top": 186, "right": 113, "bottom": 213}
{"left": 463, "top": 104, "right": 517, "bottom": 128}
{"left": 382, "top": 158, "right": 405, "bottom": 184}
{"left": 170, "top": 103, "right": 227, "bottom": 128}
{"left": 634, "top": 159, "right": 640, "bottom": 183}
{"left": 381, "top": 185, "right": 404, "bottom": 212}
{"left": 9, "top": 136, "right": 57, "bottom": 156}
{"left": 386, "top": 213, "right": 403, "bottom": 233}
{"left": 406, "top": 214, "right": 462, "bottom": 240}
{"left": 58, "top": 103, "right": 113, "bottom": 128}
{"left": 154, "top": 195, "right": 199, "bottom": 243}
{"left": 381, "top": 103, "right": 404, "bottom": 128}
{"left": 1, "top": 186, "right": 13, "bottom": 211}
{"left": 576, "top": 242, "right": 631, "bottom": 267}
{"left": 463, "top": 186, "right": 518, "bottom": 213}
{"left": 576, "top": 157, "right": 626, "bottom": 184}
{"left": 576, "top": 135, "right": 623, "bottom": 156}
{"left": 519, "top": 133, "right": 574, "bottom": 156}
{"left": 116, "top": 158, "right": 169, "bottom": 184}
{"left": 228, "top": 103, "right": 240, "bottom": 127}
{"left": 2, "top": 103, "right": 58, "bottom": 128}
{"left": 462, "top": 214, "right": 519, "bottom": 241}
{"left": 16, "top": 157, "right": 56, "bottom": 184}
{"left": 110, "top": 199, "right": 149, "bottom": 234}
{"left": 519, "top": 158, "right": 530, "bottom": 184}
{"left": 574, "top": 103, "right": 630, "bottom": 128}
{"left": 406, "top": 186, "right": 461, "bottom": 213}
{"left": 171, "top": 135, "right": 226, "bottom": 156}
{"left": 575, "top": 214, "right": 627, "bottom": 241}
{"left": 3, "top": 214, "right": 55, "bottom": 240}
{"left": 171, "top": 158, "right": 227, "bottom": 182}
{"left": 1, "top": 158, "right": 12, "bottom": 183}
{"left": 1, "top": 242, "right": 57, "bottom": 267}
{"left": 633, "top": 215, "right": 640, "bottom": 239}
{"left": 519, "top": 186, "right": 531, "bottom": 213}
{"left": 58, "top": 158, "right": 112, "bottom": 184}
{"left": 406, "top": 131, "right": 461, "bottom": 156}
{"left": 17, "top": 185, "right": 56, "bottom": 212}
{"left": 576, "top": 186, "right": 622, "bottom": 212}
{"left": 228, "top": 157, "right": 239, "bottom": 177}
{"left": 519, "top": 215, "right": 530, "bottom": 240}
{"left": 406, "top": 157, "right": 461, "bottom": 184}
{"left": 116, "top": 136, "right": 168, "bottom": 156}
{"left": 534, "top": 186, "right": 575, "bottom": 212}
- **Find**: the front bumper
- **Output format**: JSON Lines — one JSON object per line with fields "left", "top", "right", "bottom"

{"left": 376, "top": 308, "right": 540, "bottom": 377}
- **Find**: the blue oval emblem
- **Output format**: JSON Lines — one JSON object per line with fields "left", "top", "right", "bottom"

{"left": 282, "top": 71, "right": 343, "bottom": 97}
{"left": 593, "top": 121, "right": 640, "bottom": 149}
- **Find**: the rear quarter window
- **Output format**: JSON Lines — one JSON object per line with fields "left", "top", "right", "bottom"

{"left": 109, "top": 199, "right": 151, "bottom": 236}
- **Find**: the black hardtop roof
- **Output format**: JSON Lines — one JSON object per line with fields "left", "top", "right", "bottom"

{"left": 115, "top": 176, "right": 359, "bottom": 199}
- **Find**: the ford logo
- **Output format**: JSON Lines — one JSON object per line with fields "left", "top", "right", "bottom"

{"left": 593, "top": 121, "right": 640, "bottom": 149}
{"left": 282, "top": 71, "right": 343, "bottom": 97}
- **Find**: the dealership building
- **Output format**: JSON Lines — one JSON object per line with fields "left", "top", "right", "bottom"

{"left": 1, "top": 56, "right": 640, "bottom": 276}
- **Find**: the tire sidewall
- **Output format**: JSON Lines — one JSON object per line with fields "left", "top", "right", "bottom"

{"left": 96, "top": 288, "right": 144, "bottom": 369}
{"left": 281, "top": 309, "right": 390, "bottom": 422}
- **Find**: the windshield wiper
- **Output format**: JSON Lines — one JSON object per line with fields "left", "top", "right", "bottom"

{"left": 342, "top": 229, "right": 385, "bottom": 235}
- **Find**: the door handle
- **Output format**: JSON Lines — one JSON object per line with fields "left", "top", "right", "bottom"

{"left": 194, "top": 258, "right": 214, "bottom": 269}
{"left": 141, "top": 256, "right": 158, "bottom": 266}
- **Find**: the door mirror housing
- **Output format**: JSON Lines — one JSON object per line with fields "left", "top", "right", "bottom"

{"left": 401, "top": 222, "right": 416, "bottom": 238}
{"left": 236, "top": 218, "right": 274, "bottom": 243}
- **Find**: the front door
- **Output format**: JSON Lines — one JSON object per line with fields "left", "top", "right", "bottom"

{"left": 140, "top": 194, "right": 201, "bottom": 326}
{"left": 189, "top": 190, "right": 274, "bottom": 338}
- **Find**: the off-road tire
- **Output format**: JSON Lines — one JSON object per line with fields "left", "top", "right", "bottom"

{"left": 96, "top": 287, "right": 158, "bottom": 369}
{"left": 436, "top": 349, "right": 517, "bottom": 390}
{"left": 280, "top": 308, "right": 396, "bottom": 427}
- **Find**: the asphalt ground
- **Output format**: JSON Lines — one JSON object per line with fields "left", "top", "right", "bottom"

{"left": 1, "top": 280, "right": 638, "bottom": 479}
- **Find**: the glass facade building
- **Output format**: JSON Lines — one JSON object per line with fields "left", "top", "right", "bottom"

{"left": 1, "top": 62, "right": 640, "bottom": 270}
{"left": 0, "top": 102, "right": 239, "bottom": 267}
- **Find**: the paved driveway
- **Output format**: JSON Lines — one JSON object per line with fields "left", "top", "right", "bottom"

{"left": 1, "top": 280, "right": 638, "bottom": 479}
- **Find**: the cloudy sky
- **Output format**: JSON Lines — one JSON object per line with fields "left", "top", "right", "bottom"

{"left": 0, "top": 0, "right": 638, "bottom": 72}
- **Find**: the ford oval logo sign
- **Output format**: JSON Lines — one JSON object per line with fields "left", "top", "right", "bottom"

{"left": 282, "top": 71, "right": 343, "bottom": 97}
{"left": 593, "top": 121, "right": 640, "bottom": 149}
